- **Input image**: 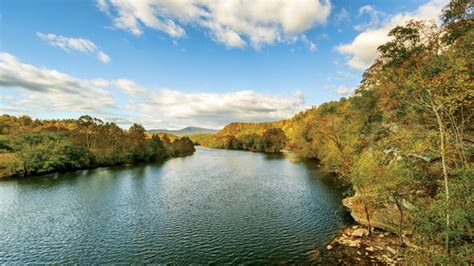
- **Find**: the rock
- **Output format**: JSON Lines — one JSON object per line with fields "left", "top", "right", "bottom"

{"left": 326, "top": 244, "right": 333, "bottom": 251}
{"left": 307, "top": 250, "right": 321, "bottom": 262}
{"left": 343, "top": 228, "right": 352, "bottom": 236}
{"left": 342, "top": 193, "right": 412, "bottom": 234}
{"left": 352, "top": 225, "right": 359, "bottom": 229}
{"left": 382, "top": 255, "right": 395, "bottom": 264}
{"left": 357, "top": 251, "right": 361, "bottom": 255}
{"left": 366, "top": 247, "right": 375, "bottom": 252}
{"left": 348, "top": 241, "right": 359, "bottom": 248}
{"left": 375, "top": 246, "right": 384, "bottom": 251}
{"left": 352, "top": 228, "right": 369, "bottom": 237}
{"left": 405, "top": 240, "right": 420, "bottom": 249}
{"left": 402, "top": 199, "right": 417, "bottom": 211}
{"left": 378, "top": 233, "right": 385, "bottom": 238}
{"left": 408, "top": 152, "right": 439, "bottom": 163}
{"left": 386, "top": 246, "right": 397, "bottom": 255}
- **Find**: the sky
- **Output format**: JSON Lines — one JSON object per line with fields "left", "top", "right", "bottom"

{"left": 0, "top": 0, "right": 448, "bottom": 129}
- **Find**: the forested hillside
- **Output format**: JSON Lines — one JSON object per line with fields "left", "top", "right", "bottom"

{"left": 202, "top": 122, "right": 288, "bottom": 152}
{"left": 0, "top": 115, "right": 195, "bottom": 178}
{"left": 203, "top": 1, "right": 473, "bottom": 263}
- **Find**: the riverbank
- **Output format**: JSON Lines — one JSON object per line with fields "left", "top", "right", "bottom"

{"left": 0, "top": 115, "right": 197, "bottom": 180}
{"left": 321, "top": 224, "right": 418, "bottom": 265}
{"left": 0, "top": 150, "right": 196, "bottom": 180}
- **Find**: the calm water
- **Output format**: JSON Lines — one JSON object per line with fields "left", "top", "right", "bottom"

{"left": 0, "top": 147, "right": 350, "bottom": 264}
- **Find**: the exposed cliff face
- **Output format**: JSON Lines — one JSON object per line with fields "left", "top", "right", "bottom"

{"left": 342, "top": 193, "right": 413, "bottom": 234}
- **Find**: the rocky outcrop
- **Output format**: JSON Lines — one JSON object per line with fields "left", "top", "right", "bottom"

{"left": 342, "top": 193, "right": 412, "bottom": 234}
{"left": 322, "top": 226, "right": 409, "bottom": 265}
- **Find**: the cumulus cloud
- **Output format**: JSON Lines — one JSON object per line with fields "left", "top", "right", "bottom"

{"left": 0, "top": 52, "right": 306, "bottom": 129}
{"left": 136, "top": 89, "right": 306, "bottom": 128}
{"left": 0, "top": 52, "right": 117, "bottom": 114}
{"left": 37, "top": 32, "right": 111, "bottom": 63}
{"left": 96, "top": 0, "right": 331, "bottom": 49}
{"left": 336, "top": 85, "right": 352, "bottom": 96}
{"left": 336, "top": 0, "right": 448, "bottom": 70}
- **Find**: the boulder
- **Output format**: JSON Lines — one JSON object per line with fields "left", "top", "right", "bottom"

{"left": 342, "top": 193, "right": 412, "bottom": 234}
{"left": 352, "top": 228, "right": 369, "bottom": 237}
{"left": 326, "top": 244, "right": 333, "bottom": 251}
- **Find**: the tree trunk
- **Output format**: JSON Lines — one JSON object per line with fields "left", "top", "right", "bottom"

{"left": 432, "top": 104, "right": 450, "bottom": 254}
{"left": 395, "top": 196, "right": 404, "bottom": 246}
{"left": 23, "top": 161, "right": 28, "bottom": 176}
{"left": 364, "top": 201, "right": 372, "bottom": 236}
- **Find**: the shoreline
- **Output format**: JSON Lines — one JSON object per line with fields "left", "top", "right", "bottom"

{"left": 0, "top": 151, "right": 196, "bottom": 180}
{"left": 321, "top": 224, "right": 417, "bottom": 265}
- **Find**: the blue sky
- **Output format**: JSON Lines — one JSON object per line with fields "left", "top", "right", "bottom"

{"left": 0, "top": 0, "right": 447, "bottom": 129}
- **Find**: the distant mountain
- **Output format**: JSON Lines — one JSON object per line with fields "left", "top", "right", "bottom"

{"left": 146, "top": 127, "right": 219, "bottom": 135}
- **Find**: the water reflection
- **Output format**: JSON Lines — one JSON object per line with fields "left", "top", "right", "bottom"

{"left": 0, "top": 146, "right": 351, "bottom": 264}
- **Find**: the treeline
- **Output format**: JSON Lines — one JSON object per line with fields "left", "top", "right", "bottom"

{"left": 202, "top": 1, "right": 473, "bottom": 263}
{"left": 203, "top": 123, "right": 287, "bottom": 153}
{"left": 0, "top": 115, "right": 195, "bottom": 178}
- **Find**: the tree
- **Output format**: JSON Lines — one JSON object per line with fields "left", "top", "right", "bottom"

{"left": 262, "top": 128, "right": 287, "bottom": 152}
{"left": 351, "top": 151, "right": 379, "bottom": 235}
{"left": 128, "top": 123, "right": 146, "bottom": 161}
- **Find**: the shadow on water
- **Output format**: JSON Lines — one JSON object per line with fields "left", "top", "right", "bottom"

{"left": 263, "top": 150, "right": 353, "bottom": 226}
{"left": 3, "top": 160, "right": 168, "bottom": 187}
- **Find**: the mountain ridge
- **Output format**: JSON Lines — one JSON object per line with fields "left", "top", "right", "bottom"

{"left": 146, "top": 126, "right": 219, "bottom": 135}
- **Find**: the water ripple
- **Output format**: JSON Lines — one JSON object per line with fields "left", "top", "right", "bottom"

{"left": 0, "top": 147, "right": 351, "bottom": 264}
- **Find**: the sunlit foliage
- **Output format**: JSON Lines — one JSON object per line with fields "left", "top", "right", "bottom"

{"left": 200, "top": 0, "right": 473, "bottom": 262}
{"left": 0, "top": 115, "right": 195, "bottom": 177}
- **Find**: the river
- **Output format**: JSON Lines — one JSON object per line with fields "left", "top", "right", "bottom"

{"left": 0, "top": 146, "right": 351, "bottom": 264}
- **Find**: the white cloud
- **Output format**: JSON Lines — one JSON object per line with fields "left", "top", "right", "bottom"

{"left": 301, "top": 35, "right": 317, "bottom": 51}
{"left": 96, "top": 0, "right": 110, "bottom": 15}
{"left": 336, "top": 0, "right": 448, "bottom": 70}
{"left": 37, "top": 32, "right": 111, "bottom": 63}
{"left": 97, "top": 0, "right": 331, "bottom": 49}
{"left": 336, "top": 85, "right": 352, "bottom": 95}
{"left": 136, "top": 89, "right": 306, "bottom": 128}
{"left": 114, "top": 79, "right": 146, "bottom": 96}
{"left": 354, "top": 5, "right": 385, "bottom": 31}
{"left": 0, "top": 52, "right": 116, "bottom": 114}
{"left": 97, "top": 51, "right": 111, "bottom": 63}
{"left": 0, "top": 52, "right": 306, "bottom": 129}
{"left": 334, "top": 8, "right": 350, "bottom": 24}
